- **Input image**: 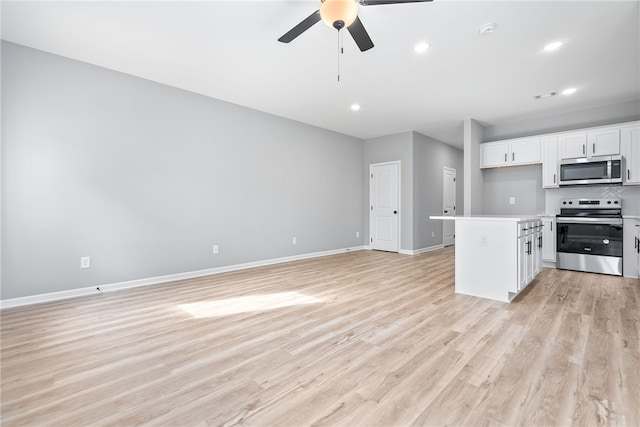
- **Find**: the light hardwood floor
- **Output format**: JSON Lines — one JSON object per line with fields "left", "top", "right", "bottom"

{"left": 1, "top": 247, "right": 639, "bottom": 426}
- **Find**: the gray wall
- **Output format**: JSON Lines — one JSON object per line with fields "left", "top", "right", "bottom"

{"left": 363, "top": 132, "right": 414, "bottom": 251}
{"left": 1, "top": 42, "right": 365, "bottom": 299}
{"left": 483, "top": 165, "right": 544, "bottom": 215}
{"left": 363, "top": 131, "right": 463, "bottom": 252}
{"left": 483, "top": 99, "right": 640, "bottom": 142}
{"left": 464, "top": 118, "right": 484, "bottom": 215}
{"left": 413, "top": 132, "right": 464, "bottom": 250}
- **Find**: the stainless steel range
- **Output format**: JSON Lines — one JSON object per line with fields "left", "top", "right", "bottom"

{"left": 556, "top": 198, "right": 623, "bottom": 276}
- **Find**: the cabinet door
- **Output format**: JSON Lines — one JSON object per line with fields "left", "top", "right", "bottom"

{"left": 518, "top": 236, "right": 528, "bottom": 290}
{"left": 621, "top": 125, "right": 640, "bottom": 185}
{"left": 532, "top": 227, "right": 542, "bottom": 275}
{"left": 481, "top": 142, "right": 509, "bottom": 168}
{"left": 637, "top": 226, "right": 640, "bottom": 280}
{"left": 542, "top": 137, "right": 559, "bottom": 188}
{"left": 526, "top": 236, "right": 535, "bottom": 283}
{"left": 511, "top": 138, "right": 541, "bottom": 165}
{"left": 559, "top": 132, "right": 587, "bottom": 159}
{"left": 588, "top": 128, "right": 620, "bottom": 156}
{"left": 542, "top": 217, "right": 556, "bottom": 262}
{"left": 623, "top": 219, "right": 640, "bottom": 279}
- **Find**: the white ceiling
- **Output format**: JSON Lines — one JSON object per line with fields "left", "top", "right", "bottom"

{"left": 2, "top": 0, "right": 639, "bottom": 148}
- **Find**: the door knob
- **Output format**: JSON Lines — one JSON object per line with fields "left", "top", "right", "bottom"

{"left": 394, "top": 210, "right": 398, "bottom": 214}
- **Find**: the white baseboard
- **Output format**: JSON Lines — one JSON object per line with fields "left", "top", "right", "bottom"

{"left": 365, "top": 245, "right": 445, "bottom": 255}
{"left": 399, "top": 244, "right": 445, "bottom": 256}
{"left": 0, "top": 246, "right": 366, "bottom": 310}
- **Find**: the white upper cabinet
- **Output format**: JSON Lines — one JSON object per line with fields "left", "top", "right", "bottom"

{"left": 559, "top": 128, "right": 620, "bottom": 160}
{"left": 621, "top": 124, "right": 640, "bottom": 185}
{"left": 511, "top": 138, "right": 542, "bottom": 165}
{"left": 542, "top": 136, "right": 559, "bottom": 188}
{"left": 587, "top": 128, "right": 620, "bottom": 156}
{"left": 481, "top": 141, "right": 509, "bottom": 168}
{"left": 480, "top": 122, "right": 637, "bottom": 182}
{"left": 481, "top": 138, "right": 541, "bottom": 169}
{"left": 558, "top": 132, "right": 587, "bottom": 159}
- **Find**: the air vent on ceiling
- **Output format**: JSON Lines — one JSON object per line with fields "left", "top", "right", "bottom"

{"left": 534, "top": 91, "right": 558, "bottom": 100}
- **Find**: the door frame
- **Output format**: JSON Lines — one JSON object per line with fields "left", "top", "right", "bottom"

{"left": 443, "top": 166, "right": 456, "bottom": 246}
{"left": 369, "top": 161, "right": 401, "bottom": 252}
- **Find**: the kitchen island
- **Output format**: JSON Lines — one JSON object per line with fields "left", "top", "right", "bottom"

{"left": 430, "top": 215, "right": 543, "bottom": 302}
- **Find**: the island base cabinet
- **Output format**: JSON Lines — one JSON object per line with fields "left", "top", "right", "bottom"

{"left": 454, "top": 218, "right": 541, "bottom": 302}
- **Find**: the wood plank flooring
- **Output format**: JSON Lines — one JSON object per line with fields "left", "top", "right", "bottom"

{"left": 1, "top": 247, "right": 639, "bottom": 426}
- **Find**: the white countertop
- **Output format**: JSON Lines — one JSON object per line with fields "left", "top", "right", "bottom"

{"left": 430, "top": 215, "right": 540, "bottom": 222}
{"left": 623, "top": 215, "right": 640, "bottom": 220}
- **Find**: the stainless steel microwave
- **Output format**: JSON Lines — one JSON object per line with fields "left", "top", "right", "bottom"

{"left": 559, "top": 155, "right": 622, "bottom": 186}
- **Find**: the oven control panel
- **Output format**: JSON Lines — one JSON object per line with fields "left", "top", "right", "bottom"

{"left": 560, "top": 198, "right": 621, "bottom": 208}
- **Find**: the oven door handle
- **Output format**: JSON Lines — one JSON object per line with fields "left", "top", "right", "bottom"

{"left": 556, "top": 217, "right": 623, "bottom": 225}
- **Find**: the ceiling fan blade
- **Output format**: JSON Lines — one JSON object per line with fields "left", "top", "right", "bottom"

{"left": 359, "top": 0, "right": 432, "bottom": 5}
{"left": 278, "top": 10, "right": 321, "bottom": 43}
{"left": 347, "top": 16, "right": 374, "bottom": 52}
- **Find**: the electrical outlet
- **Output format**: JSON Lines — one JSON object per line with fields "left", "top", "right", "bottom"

{"left": 509, "top": 197, "right": 516, "bottom": 205}
{"left": 80, "top": 256, "right": 91, "bottom": 269}
{"left": 213, "top": 244, "right": 219, "bottom": 254}
{"left": 480, "top": 235, "right": 488, "bottom": 246}
{"left": 432, "top": 231, "right": 435, "bottom": 237}
{"left": 292, "top": 237, "right": 297, "bottom": 245}
{"left": 356, "top": 231, "right": 360, "bottom": 238}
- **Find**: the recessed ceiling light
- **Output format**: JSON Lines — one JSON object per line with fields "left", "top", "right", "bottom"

{"left": 350, "top": 104, "right": 361, "bottom": 111}
{"left": 414, "top": 42, "right": 430, "bottom": 53}
{"left": 543, "top": 41, "right": 563, "bottom": 52}
{"left": 562, "top": 87, "right": 577, "bottom": 95}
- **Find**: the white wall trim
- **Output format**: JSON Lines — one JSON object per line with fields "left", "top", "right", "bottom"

{"left": 398, "top": 244, "right": 445, "bottom": 256}
{"left": 0, "top": 246, "right": 366, "bottom": 310}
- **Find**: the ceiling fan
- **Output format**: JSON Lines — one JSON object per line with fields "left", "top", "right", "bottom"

{"left": 278, "top": 0, "right": 433, "bottom": 52}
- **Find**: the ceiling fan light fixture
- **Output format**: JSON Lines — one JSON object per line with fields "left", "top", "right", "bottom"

{"left": 320, "top": 0, "right": 359, "bottom": 30}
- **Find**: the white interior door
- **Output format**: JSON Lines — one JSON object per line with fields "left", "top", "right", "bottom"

{"left": 370, "top": 162, "right": 399, "bottom": 252}
{"left": 443, "top": 167, "right": 456, "bottom": 246}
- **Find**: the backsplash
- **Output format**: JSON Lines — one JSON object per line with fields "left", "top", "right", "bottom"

{"left": 545, "top": 185, "right": 640, "bottom": 215}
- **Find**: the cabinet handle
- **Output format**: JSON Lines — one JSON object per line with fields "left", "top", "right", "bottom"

{"left": 553, "top": 173, "right": 556, "bottom": 184}
{"left": 583, "top": 144, "right": 586, "bottom": 155}
{"left": 512, "top": 152, "right": 515, "bottom": 161}
{"left": 593, "top": 143, "right": 595, "bottom": 154}
{"left": 505, "top": 153, "right": 507, "bottom": 162}
{"left": 635, "top": 236, "right": 638, "bottom": 250}
{"left": 628, "top": 169, "right": 631, "bottom": 180}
